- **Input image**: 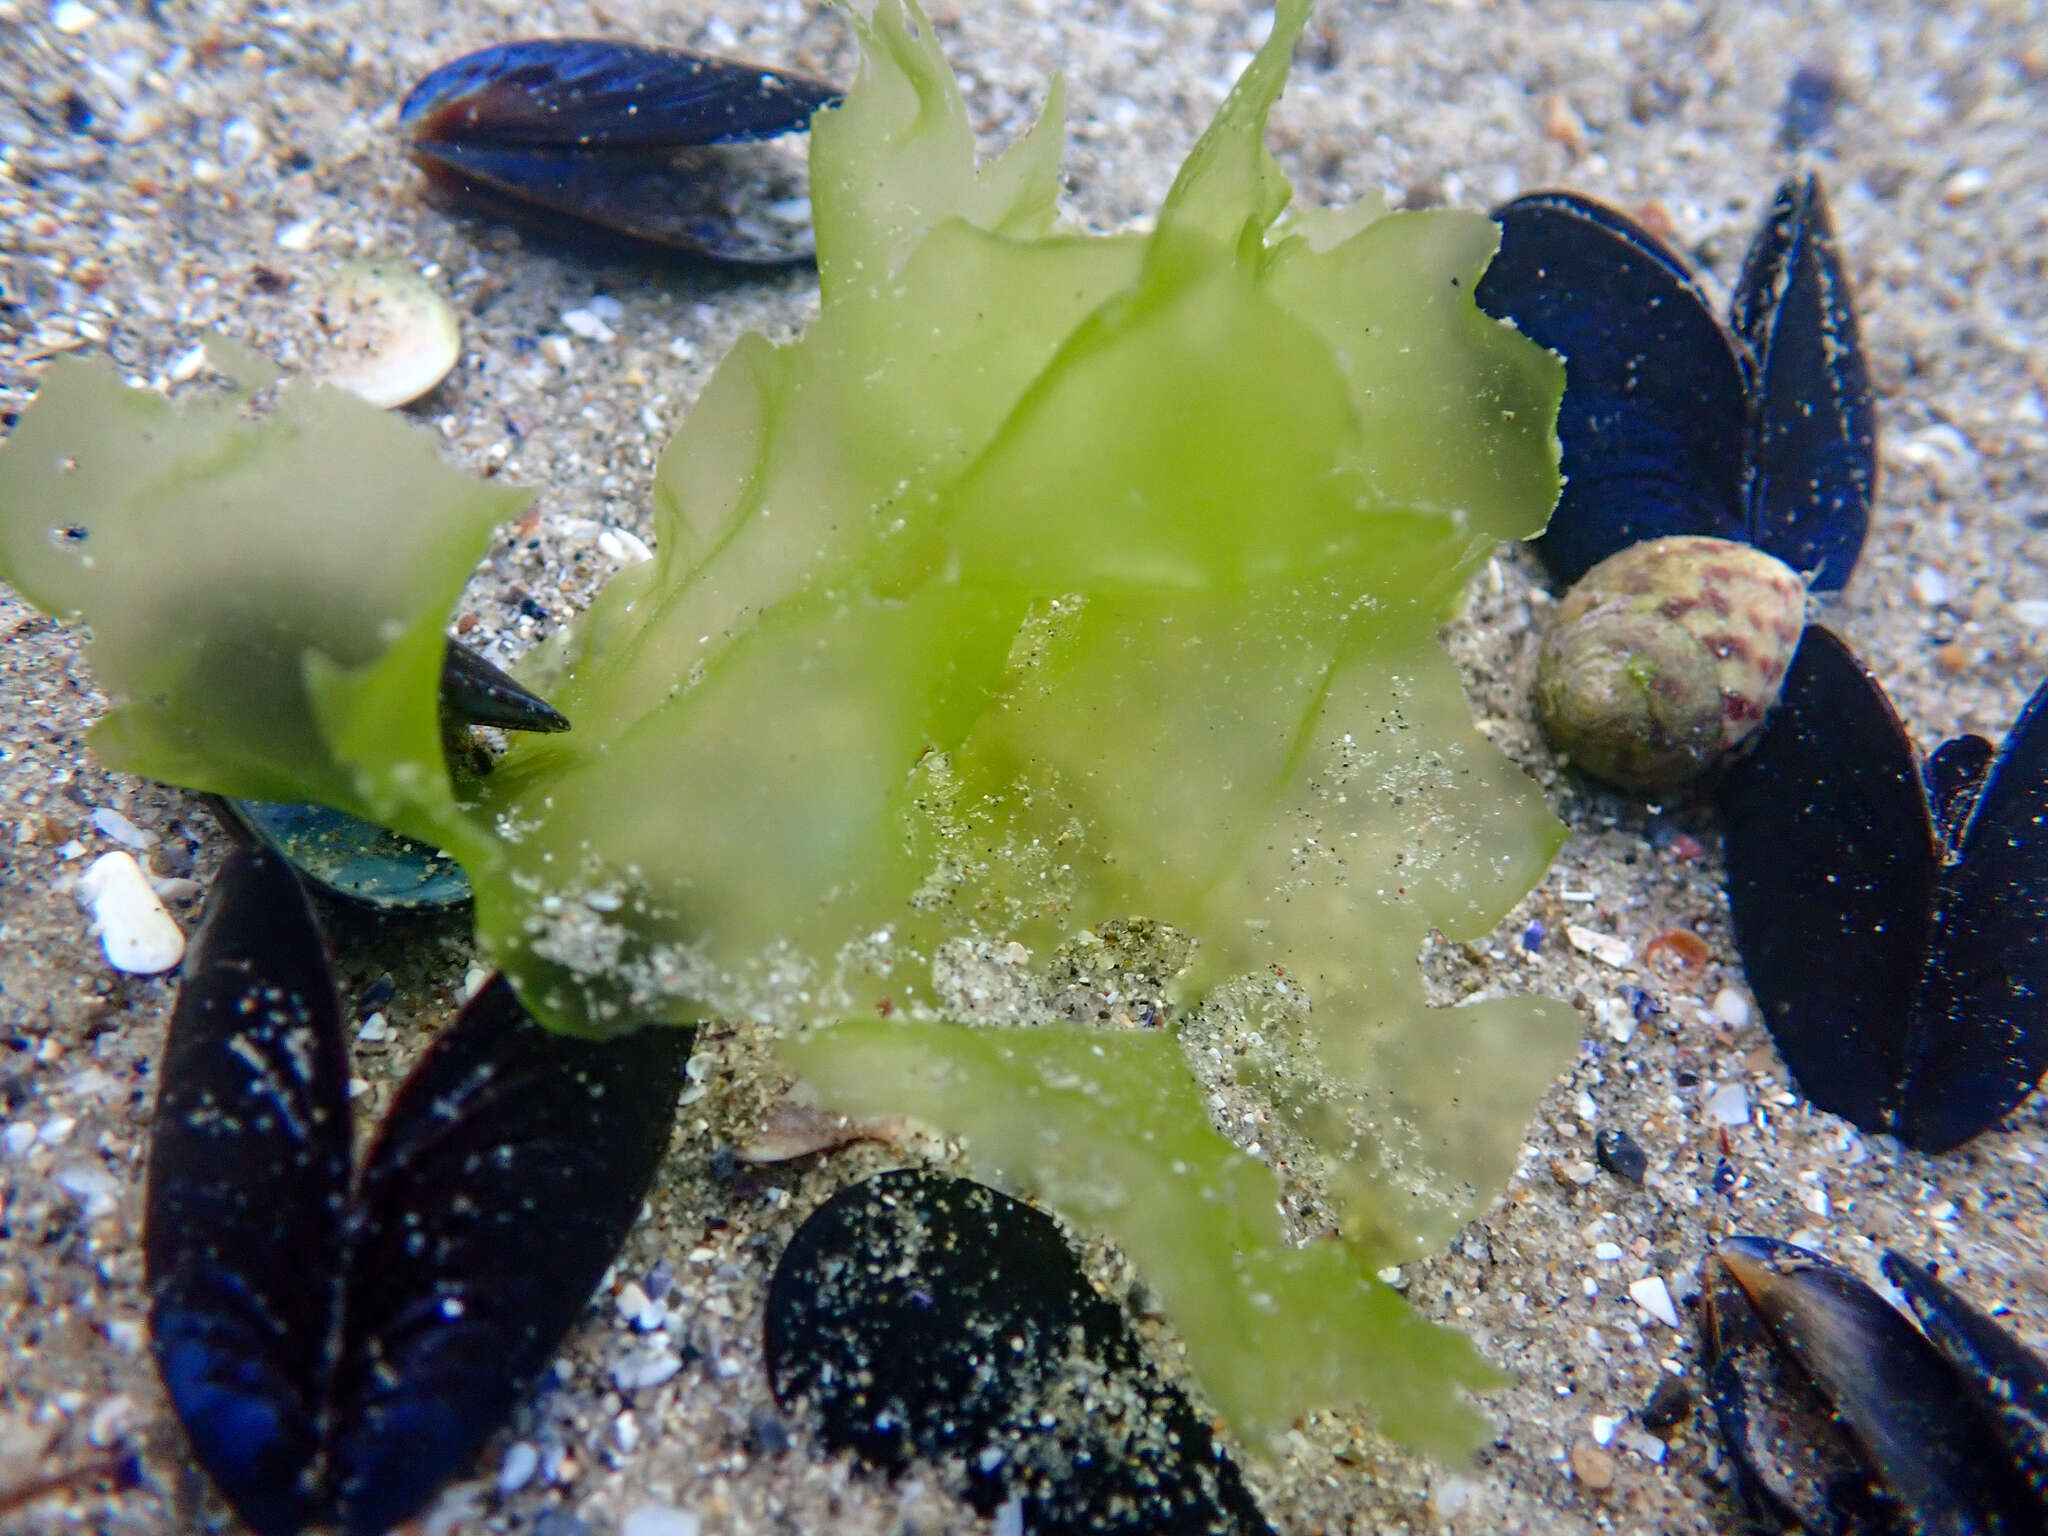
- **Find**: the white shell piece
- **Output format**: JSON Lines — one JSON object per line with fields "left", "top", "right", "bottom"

{"left": 318, "top": 262, "right": 461, "bottom": 409}
{"left": 1566, "top": 924, "right": 1634, "bottom": 969}
{"left": 79, "top": 851, "right": 185, "bottom": 974}
{"left": 1628, "top": 1275, "right": 1680, "bottom": 1329}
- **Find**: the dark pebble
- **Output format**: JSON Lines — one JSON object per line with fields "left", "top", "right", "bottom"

{"left": 1641, "top": 1375, "right": 1692, "bottom": 1432}
{"left": 765, "top": 1170, "right": 1273, "bottom": 1536}
{"left": 1779, "top": 62, "right": 1842, "bottom": 149}
{"left": 530, "top": 1511, "right": 593, "bottom": 1536}
{"left": 1713, "top": 1156, "right": 1738, "bottom": 1195}
{"left": 1594, "top": 1127, "right": 1648, "bottom": 1184}
{"left": 747, "top": 1405, "right": 792, "bottom": 1456}
{"left": 356, "top": 974, "right": 397, "bottom": 1016}
{"left": 1521, "top": 919, "right": 1546, "bottom": 953}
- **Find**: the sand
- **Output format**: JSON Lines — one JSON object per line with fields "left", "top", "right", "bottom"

{"left": 3, "top": 0, "right": 2047, "bottom": 1531}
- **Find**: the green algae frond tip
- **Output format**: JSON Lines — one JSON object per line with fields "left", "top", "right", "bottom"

{"left": 0, "top": 0, "right": 1571, "bottom": 1457}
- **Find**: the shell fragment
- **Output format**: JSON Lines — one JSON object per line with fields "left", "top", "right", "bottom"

{"left": 79, "top": 851, "right": 186, "bottom": 973}
{"left": 318, "top": 262, "right": 461, "bottom": 409}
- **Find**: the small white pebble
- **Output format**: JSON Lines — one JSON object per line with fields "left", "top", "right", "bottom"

{"left": 56, "top": 1162, "right": 120, "bottom": 1219}
{"left": 3, "top": 1123, "right": 38, "bottom": 1156}
{"left": 1593, "top": 1242, "right": 1624, "bottom": 1262}
{"left": 1432, "top": 1475, "right": 1477, "bottom": 1518}
{"left": 167, "top": 344, "right": 211, "bottom": 385}
{"left": 1805, "top": 1186, "right": 1832, "bottom": 1218}
{"left": 1574, "top": 1091, "right": 1599, "bottom": 1123}
{"left": 356, "top": 1012, "right": 391, "bottom": 1043}
{"left": 615, "top": 1281, "right": 652, "bottom": 1326}
{"left": 460, "top": 964, "right": 492, "bottom": 1001}
{"left": 597, "top": 527, "right": 655, "bottom": 565}
{"left": 275, "top": 218, "right": 320, "bottom": 252}
{"left": 1911, "top": 565, "right": 1951, "bottom": 608}
{"left": 1940, "top": 167, "right": 1990, "bottom": 204}
{"left": 496, "top": 1441, "right": 539, "bottom": 1494}
{"left": 1710, "top": 988, "right": 1751, "bottom": 1028}
{"left": 1589, "top": 1413, "right": 1619, "bottom": 1446}
{"left": 79, "top": 851, "right": 185, "bottom": 973}
{"left": 621, "top": 1504, "right": 700, "bottom": 1536}
{"left": 1927, "top": 1200, "right": 1957, "bottom": 1223}
{"left": 560, "top": 307, "right": 616, "bottom": 343}
{"left": 994, "top": 1494, "right": 1026, "bottom": 1536}
{"left": 50, "top": 0, "right": 97, "bottom": 32}
{"left": 540, "top": 335, "right": 576, "bottom": 368}
{"left": 613, "top": 1409, "right": 641, "bottom": 1455}
{"left": 585, "top": 294, "right": 625, "bottom": 321}
{"left": 1705, "top": 1081, "right": 1751, "bottom": 1126}
{"left": 89, "top": 808, "right": 155, "bottom": 850}
{"left": 86, "top": 1393, "right": 133, "bottom": 1447}
{"left": 611, "top": 1346, "right": 682, "bottom": 1392}
{"left": 1618, "top": 1426, "right": 1667, "bottom": 1463}
{"left": 1629, "top": 1275, "right": 1680, "bottom": 1329}
{"left": 40, "top": 1115, "right": 77, "bottom": 1146}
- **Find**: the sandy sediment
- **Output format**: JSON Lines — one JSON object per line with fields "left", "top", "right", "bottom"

{"left": 3, "top": 1, "right": 2046, "bottom": 1531}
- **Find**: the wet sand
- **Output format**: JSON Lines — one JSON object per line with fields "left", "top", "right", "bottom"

{"left": 4, "top": 0, "right": 2047, "bottom": 1531}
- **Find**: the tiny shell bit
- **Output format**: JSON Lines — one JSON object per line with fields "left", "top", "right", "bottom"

{"left": 1536, "top": 535, "right": 1807, "bottom": 792}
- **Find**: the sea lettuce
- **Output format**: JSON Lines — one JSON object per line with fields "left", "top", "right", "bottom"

{"left": 0, "top": 0, "right": 1574, "bottom": 1452}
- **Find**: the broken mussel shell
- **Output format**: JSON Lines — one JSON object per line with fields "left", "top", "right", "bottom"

{"left": 1717, "top": 625, "right": 2048, "bottom": 1152}
{"left": 1701, "top": 1236, "right": 2048, "bottom": 1534}
{"left": 1477, "top": 173, "right": 1876, "bottom": 595}
{"left": 225, "top": 637, "right": 568, "bottom": 909}
{"left": 401, "top": 39, "right": 841, "bottom": 263}
{"left": 765, "top": 1170, "right": 1274, "bottom": 1536}
{"left": 146, "top": 844, "right": 690, "bottom": 1536}
{"left": 1535, "top": 534, "right": 1807, "bottom": 792}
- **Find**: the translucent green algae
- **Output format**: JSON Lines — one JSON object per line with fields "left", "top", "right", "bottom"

{"left": 0, "top": 0, "right": 1575, "bottom": 1454}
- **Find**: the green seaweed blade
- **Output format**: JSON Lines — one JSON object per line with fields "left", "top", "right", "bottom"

{"left": 0, "top": 0, "right": 1575, "bottom": 1458}
{"left": 0, "top": 363, "right": 520, "bottom": 843}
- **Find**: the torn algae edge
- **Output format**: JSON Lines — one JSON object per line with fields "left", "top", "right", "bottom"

{"left": 0, "top": 0, "right": 1573, "bottom": 1455}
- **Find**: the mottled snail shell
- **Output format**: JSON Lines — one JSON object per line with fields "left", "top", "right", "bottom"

{"left": 1536, "top": 535, "right": 1807, "bottom": 792}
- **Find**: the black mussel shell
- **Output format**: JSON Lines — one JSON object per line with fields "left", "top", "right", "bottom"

{"left": 1717, "top": 625, "right": 2048, "bottom": 1152}
{"left": 226, "top": 638, "right": 567, "bottom": 911}
{"left": 1703, "top": 1237, "right": 2039, "bottom": 1536}
{"left": 1475, "top": 191, "right": 1751, "bottom": 582}
{"left": 439, "top": 638, "right": 570, "bottom": 734}
{"left": 1728, "top": 175, "right": 1876, "bottom": 588}
{"left": 1701, "top": 1241, "right": 1892, "bottom": 1534}
{"left": 1476, "top": 174, "right": 1873, "bottom": 593}
{"left": 146, "top": 845, "right": 690, "bottom": 1536}
{"left": 1882, "top": 1254, "right": 2048, "bottom": 1519}
{"left": 401, "top": 39, "right": 840, "bottom": 263}
{"left": 765, "top": 1169, "right": 1274, "bottom": 1536}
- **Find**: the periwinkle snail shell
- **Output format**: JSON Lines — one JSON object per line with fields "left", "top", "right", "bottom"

{"left": 1535, "top": 535, "right": 1808, "bottom": 793}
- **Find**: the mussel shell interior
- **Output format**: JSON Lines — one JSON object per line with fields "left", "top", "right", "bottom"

{"left": 1701, "top": 1250, "right": 1892, "bottom": 1533}
{"left": 1707, "top": 1238, "right": 2041, "bottom": 1535}
{"left": 222, "top": 799, "right": 471, "bottom": 909}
